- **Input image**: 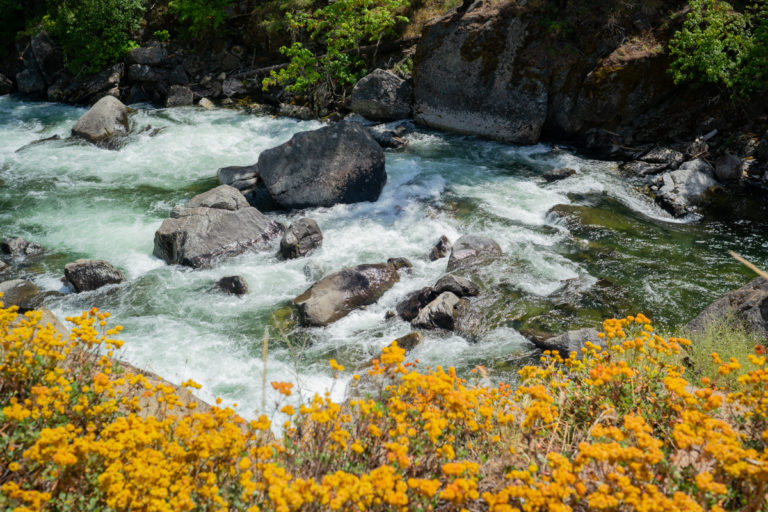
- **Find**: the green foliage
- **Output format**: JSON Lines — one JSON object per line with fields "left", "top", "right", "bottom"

{"left": 153, "top": 29, "right": 171, "bottom": 42}
{"left": 669, "top": 0, "right": 768, "bottom": 96}
{"left": 262, "top": 0, "right": 410, "bottom": 104}
{"left": 169, "top": 0, "right": 233, "bottom": 38}
{"left": 46, "top": 0, "right": 144, "bottom": 75}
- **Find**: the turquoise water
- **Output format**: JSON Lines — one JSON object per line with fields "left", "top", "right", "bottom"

{"left": 1, "top": 95, "right": 766, "bottom": 418}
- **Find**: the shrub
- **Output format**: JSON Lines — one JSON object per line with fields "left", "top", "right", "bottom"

{"left": 262, "top": 0, "right": 410, "bottom": 105}
{"left": 669, "top": 0, "right": 768, "bottom": 97}
{"left": 168, "top": 0, "right": 233, "bottom": 38}
{"left": 2, "top": 299, "right": 767, "bottom": 510}
{"left": 45, "top": 0, "right": 144, "bottom": 75}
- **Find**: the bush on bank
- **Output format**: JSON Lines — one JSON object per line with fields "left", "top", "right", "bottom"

{"left": 1, "top": 299, "right": 767, "bottom": 511}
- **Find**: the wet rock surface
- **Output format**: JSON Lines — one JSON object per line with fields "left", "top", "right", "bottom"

{"left": 153, "top": 185, "right": 283, "bottom": 268}
{"left": 64, "top": 259, "right": 125, "bottom": 292}
{"left": 280, "top": 218, "right": 323, "bottom": 259}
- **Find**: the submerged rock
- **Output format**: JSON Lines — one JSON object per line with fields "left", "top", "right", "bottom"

{"left": 258, "top": 122, "right": 386, "bottom": 209}
{"left": 64, "top": 259, "right": 125, "bottom": 292}
{"left": 446, "top": 234, "right": 502, "bottom": 271}
{"left": 0, "top": 279, "right": 40, "bottom": 309}
{"left": 153, "top": 185, "right": 283, "bottom": 268}
{"left": 1, "top": 237, "right": 44, "bottom": 258}
{"left": 280, "top": 218, "right": 323, "bottom": 259}
{"left": 686, "top": 277, "right": 768, "bottom": 336}
{"left": 216, "top": 275, "right": 248, "bottom": 296}
{"left": 71, "top": 95, "right": 132, "bottom": 144}
{"left": 543, "top": 167, "right": 576, "bottom": 182}
{"left": 429, "top": 235, "right": 451, "bottom": 261}
{"left": 293, "top": 261, "right": 404, "bottom": 327}
{"left": 348, "top": 69, "right": 413, "bottom": 121}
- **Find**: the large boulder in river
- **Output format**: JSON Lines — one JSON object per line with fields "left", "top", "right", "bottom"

{"left": 653, "top": 159, "right": 718, "bottom": 216}
{"left": 2, "top": 237, "right": 44, "bottom": 258}
{"left": 71, "top": 95, "right": 132, "bottom": 143}
{"left": 446, "top": 234, "right": 502, "bottom": 271}
{"left": 153, "top": 185, "right": 283, "bottom": 268}
{"left": 348, "top": 69, "right": 413, "bottom": 121}
{"left": 64, "top": 259, "right": 125, "bottom": 292}
{"left": 280, "top": 218, "right": 323, "bottom": 259}
{"left": 413, "top": 6, "right": 547, "bottom": 144}
{"left": 293, "top": 260, "right": 404, "bottom": 326}
{"left": 0, "top": 279, "right": 40, "bottom": 309}
{"left": 686, "top": 277, "right": 768, "bottom": 336}
{"left": 258, "top": 122, "right": 386, "bottom": 209}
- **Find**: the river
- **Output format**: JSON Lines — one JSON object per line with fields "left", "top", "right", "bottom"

{"left": 1, "top": 95, "right": 766, "bottom": 418}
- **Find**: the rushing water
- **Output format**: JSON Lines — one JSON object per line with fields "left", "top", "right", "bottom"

{"left": 1, "top": 95, "right": 766, "bottom": 418}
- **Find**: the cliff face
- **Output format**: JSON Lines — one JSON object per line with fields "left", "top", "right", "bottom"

{"left": 412, "top": 0, "right": 762, "bottom": 152}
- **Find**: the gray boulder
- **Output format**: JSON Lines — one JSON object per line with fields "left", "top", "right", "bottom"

{"left": 198, "top": 98, "right": 215, "bottom": 109}
{"left": 16, "top": 67, "right": 46, "bottom": 97}
{"left": 293, "top": 261, "right": 404, "bottom": 326}
{"left": 64, "top": 259, "right": 125, "bottom": 292}
{"left": 0, "top": 73, "right": 13, "bottom": 95}
{"left": 0, "top": 261, "right": 8, "bottom": 273}
{"left": 714, "top": 153, "right": 743, "bottom": 181}
{"left": 531, "top": 328, "right": 601, "bottom": 359}
{"left": 412, "top": 291, "right": 464, "bottom": 330}
{"left": 127, "top": 64, "right": 169, "bottom": 83}
{"left": 413, "top": 10, "right": 546, "bottom": 144}
{"left": 187, "top": 185, "right": 250, "bottom": 210}
{"left": 153, "top": 185, "right": 282, "bottom": 268}
{"left": 653, "top": 159, "right": 718, "bottom": 216}
{"left": 258, "top": 122, "right": 386, "bottom": 209}
{"left": 126, "top": 45, "right": 169, "bottom": 66}
{"left": 1, "top": 237, "right": 44, "bottom": 258}
{"left": 686, "top": 277, "right": 768, "bottom": 336}
{"left": 71, "top": 95, "right": 132, "bottom": 143}
{"left": 0, "top": 279, "right": 40, "bottom": 309}
{"left": 429, "top": 235, "right": 451, "bottom": 261}
{"left": 217, "top": 164, "right": 259, "bottom": 191}
{"left": 166, "top": 85, "right": 194, "bottom": 107}
{"left": 446, "top": 234, "right": 502, "bottom": 271}
{"left": 348, "top": 69, "right": 413, "bottom": 121}
{"left": 434, "top": 274, "right": 480, "bottom": 297}
{"left": 280, "top": 218, "right": 323, "bottom": 259}
{"left": 216, "top": 275, "right": 248, "bottom": 295}
{"left": 543, "top": 167, "right": 576, "bottom": 182}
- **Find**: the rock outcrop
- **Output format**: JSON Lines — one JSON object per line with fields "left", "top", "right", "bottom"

{"left": 348, "top": 69, "right": 413, "bottom": 121}
{"left": 64, "top": 259, "right": 125, "bottom": 292}
{"left": 293, "top": 260, "right": 405, "bottom": 326}
{"left": 279, "top": 218, "right": 323, "bottom": 259}
{"left": 446, "top": 234, "right": 502, "bottom": 271}
{"left": 71, "top": 95, "right": 132, "bottom": 144}
{"left": 686, "top": 277, "right": 768, "bottom": 336}
{"left": 258, "top": 122, "right": 386, "bottom": 209}
{"left": 153, "top": 185, "right": 283, "bottom": 268}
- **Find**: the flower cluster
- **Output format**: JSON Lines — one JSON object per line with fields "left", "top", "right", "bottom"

{"left": 2, "top": 297, "right": 767, "bottom": 511}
